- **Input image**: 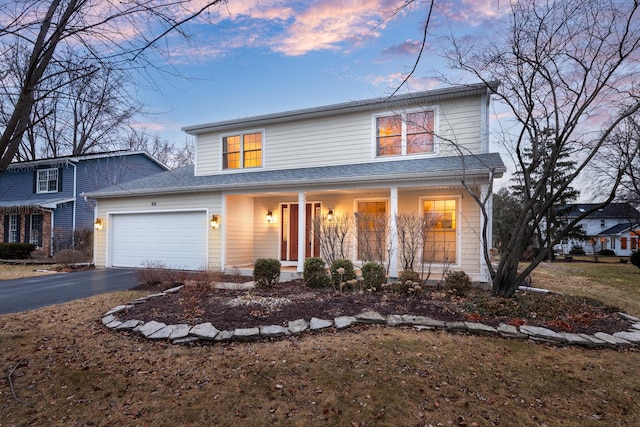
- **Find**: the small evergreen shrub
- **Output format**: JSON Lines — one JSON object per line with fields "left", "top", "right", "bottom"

{"left": 445, "top": 270, "right": 472, "bottom": 297}
{"left": 330, "top": 258, "right": 356, "bottom": 288}
{"left": 361, "top": 262, "right": 385, "bottom": 290}
{"left": 253, "top": 258, "right": 281, "bottom": 288}
{"left": 630, "top": 251, "right": 640, "bottom": 269}
{"left": 0, "top": 243, "right": 36, "bottom": 259}
{"left": 597, "top": 249, "right": 616, "bottom": 257}
{"left": 398, "top": 270, "right": 420, "bottom": 284}
{"left": 303, "top": 257, "right": 331, "bottom": 288}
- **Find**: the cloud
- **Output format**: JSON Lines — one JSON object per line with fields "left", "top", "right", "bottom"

{"left": 435, "top": 0, "right": 510, "bottom": 27}
{"left": 378, "top": 39, "right": 427, "bottom": 62}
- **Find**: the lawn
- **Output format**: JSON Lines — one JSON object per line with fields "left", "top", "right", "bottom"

{"left": 0, "top": 263, "right": 59, "bottom": 280}
{"left": 1, "top": 262, "right": 639, "bottom": 426}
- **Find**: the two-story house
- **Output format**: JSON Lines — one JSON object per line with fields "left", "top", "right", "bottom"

{"left": 84, "top": 83, "right": 506, "bottom": 281}
{"left": 556, "top": 202, "right": 640, "bottom": 256}
{"left": 0, "top": 151, "right": 167, "bottom": 256}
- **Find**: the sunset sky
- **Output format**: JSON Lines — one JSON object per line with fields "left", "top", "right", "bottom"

{"left": 134, "top": 0, "right": 511, "bottom": 144}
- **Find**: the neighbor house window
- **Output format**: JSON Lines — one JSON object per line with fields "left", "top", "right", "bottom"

{"left": 632, "top": 237, "right": 637, "bottom": 250}
{"left": 8, "top": 214, "right": 19, "bottom": 243}
{"left": 222, "top": 131, "right": 262, "bottom": 169}
{"left": 37, "top": 168, "right": 59, "bottom": 193}
{"left": 423, "top": 199, "right": 457, "bottom": 264}
{"left": 621, "top": 237, "right": 627, "bottom": 250}
{"left": 29, "top": 214, "right": 43, "bottom": 247}
{"left": 356, "top": 201, "right": 387, "bottom": 261}
{"left": 376, "top": 110, "right": 434, "bottom": 157}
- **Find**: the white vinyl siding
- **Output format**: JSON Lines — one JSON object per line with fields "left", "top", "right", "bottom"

{"left": 194, "top": 95, "right": 484, "bottom": 175}
{"left": 225, "top": 195, "right": 255, "bottom": 266}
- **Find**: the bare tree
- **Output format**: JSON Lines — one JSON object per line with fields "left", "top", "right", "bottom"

{"left": 446, "top": 0, "right": 640, "bottom": 297}
{"left": 0, "top": 0, "right": 226, "bottom": 170}
{"left": 125, "top": 131, "right": 194, "bottom": 168}
{"left": 312, "top": 213, "right": 352, "bottom": 266}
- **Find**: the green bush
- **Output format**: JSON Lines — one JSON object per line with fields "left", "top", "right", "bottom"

{"left": 253, "top": 258, "right": 281, "bottom": 288}
{"left": 361, "top": 262, "right": 385, "bottom": 290}
{"left": 445, "top": 270, "right": 472, "bottom": 297}
{"left": 630, "top": 251, "right": 640, "bottom": 269}
{"left": 398, "top": 270, "right": 420, "bottom": 284}
{"left": 597, "top": 249, "right": 616, "bottom": 256}
{"left": 330, "top": 258, "right": 356, "bottom": 288}
{"left": 303, "top": 257, "right": 331, "bottom": 288}
{"left": 0, "top": 243, "right": 36, "bottom": 259}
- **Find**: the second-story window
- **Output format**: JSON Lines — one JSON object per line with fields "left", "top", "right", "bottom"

{"left": 222, "top": 131, "right": 262, "bottom": 169}
{"left": 36, "top": 168, "right": 59, "bottom": 193}
{"left": 376, "top": 110, "right": 434, "bottom": 157}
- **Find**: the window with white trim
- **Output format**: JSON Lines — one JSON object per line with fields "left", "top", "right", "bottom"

{"left": 29, "top": 214, "right": 43, "bottom": 246}
{"left": 222, "top": 131, "right": 263, "bottom": 169}
{"left": 8, "top": 214, "right": 19, "bottom": 243}
{"left": 376, "top": 110, "right": 434, "bottom": 157}
{"left": 423, "top": 198, "right": 457, "bottom": 264}
{"left": 37, "top": 168, "right": 59, "bottom": 193}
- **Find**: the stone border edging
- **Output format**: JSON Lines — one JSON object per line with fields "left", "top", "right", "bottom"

{"left": 101, "top": 285, "right": 640, "bottom": 349}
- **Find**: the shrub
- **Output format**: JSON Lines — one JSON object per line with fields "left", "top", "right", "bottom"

{"left": 303, "top": 257, "right": 331, "bottom": 288}
{"left": 0, "top": 243, "right": 36, "bottom": 259}
{"left": 445, "top": 270, "right": 472, "bottom": 297}
{"left": 361, "top": 262, "right": 385, "bottom": 290}
{"left": 135, "top": 260, "right": 189, "bottom": 286}
{"left": 398, "top": 270, "right": 420, "bottom": 284}
{"left": 569, "top": 246, "right": 585, "bottom": 255}
{"left": 53, "top": 249, "right": 88, "bottom": 266}
{"left": 253, "top": 258, "right": 281, "bottom": 288}
{"left": 597, "top": 249, "right": 616, "bottom": 256}
{"left": 330, "top": 258, "right": 356, "bottom": 288}
{"left": 630, "top": 251, "right": 640, "bottom": 269}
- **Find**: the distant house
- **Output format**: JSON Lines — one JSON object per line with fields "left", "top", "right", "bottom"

{"left": 556, "top": 203, "right": 640, "bottom": 256}
{"left": 0, "top": 152, "right": 167, "bottom": 256}
{"left": 84, "top": 83, "right": 506, "bottom": 281}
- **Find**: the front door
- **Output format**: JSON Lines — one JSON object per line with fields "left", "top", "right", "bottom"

{"left": 280, "top": 202, "right": 321, "bottom": 261}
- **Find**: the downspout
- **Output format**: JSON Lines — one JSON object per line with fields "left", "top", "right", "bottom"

{"left": 71, "top": 161, "right": 77, "bottom": 248}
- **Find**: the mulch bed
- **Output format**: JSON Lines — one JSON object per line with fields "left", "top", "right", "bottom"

{"left": 122, "top": 276, "right": 630, "bottom": 335}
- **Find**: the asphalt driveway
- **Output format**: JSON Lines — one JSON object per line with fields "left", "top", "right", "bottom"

{"left": 0, "top": 268, "right": 139, "bottom": 315}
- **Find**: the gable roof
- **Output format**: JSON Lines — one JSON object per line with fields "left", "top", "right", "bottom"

{"left": 83, "top": 153, "right": 506, "bottom": 198}
{"left": 5, "top": 151, "right": 168, "bottom": 172}
{"left": 560, "top": 203, "right": 640, "bottom": 219}
{"left": 182, "top": 81, "right": 499, "bottom": 135}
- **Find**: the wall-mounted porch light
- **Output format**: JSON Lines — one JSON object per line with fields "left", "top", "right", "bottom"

{"left": 266, "top": 210, "right": 273, "bottom": 223}
{"left": 327, "top": 209, "right": 334, "bottom": 221}
{"left": 94, "top": 218, "right": 103, "bottom": 231}
{"left": 210, "top": 214, "right": 220, "bottom": 229}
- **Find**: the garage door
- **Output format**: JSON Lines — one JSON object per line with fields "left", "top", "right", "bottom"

{"left": 110, "top": 211, "right": 207, "bottom": 270}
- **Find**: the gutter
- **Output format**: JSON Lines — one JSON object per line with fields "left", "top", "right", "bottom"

{"left": 82, "top": 166, "right": 505, "bottom": 199}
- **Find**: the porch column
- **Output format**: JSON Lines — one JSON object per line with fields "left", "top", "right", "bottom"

{"left": 389, "top": 186, "right": 398, "bottom": 279}
{"left": 297, "top": 191, "right": 306, "bottom": 272}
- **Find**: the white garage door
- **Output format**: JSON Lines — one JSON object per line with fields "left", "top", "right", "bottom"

{"left": 110, "top": 211, "right": 207, "bottom": 270}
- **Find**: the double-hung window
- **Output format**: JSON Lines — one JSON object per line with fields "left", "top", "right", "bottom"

{"left": 222, "top": 131, "right": 263, "bottom": 169}
{"left": 376, "top": 110, "right": 435, "bottom": 157}
{"left": 8, "top": 214, "right": 19, "bottom": 243}
{"left": 37, "top": 168, "right": 59, "bottom": 193}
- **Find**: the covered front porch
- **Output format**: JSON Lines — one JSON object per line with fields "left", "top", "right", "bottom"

{"left": 219, "top": 183, "right": 491, "bottom": 282}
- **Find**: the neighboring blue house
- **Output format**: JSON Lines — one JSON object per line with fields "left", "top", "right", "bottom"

{"left": 0, "top": 151, "right": 167, "bottom": 255}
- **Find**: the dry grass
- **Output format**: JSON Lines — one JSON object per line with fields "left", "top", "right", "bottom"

{"left": 0, "top": 264, "right": 59, "bottom": 281}
{"left": 530, "top": 261, "right": 640, "bottom": 316}
{"left": 1, "top": 263, "right": 639, "bottom": 426}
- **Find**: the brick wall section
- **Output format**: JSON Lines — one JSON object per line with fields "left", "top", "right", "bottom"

{"left": 0, "top": 210, "right": 52, "bottom": 256}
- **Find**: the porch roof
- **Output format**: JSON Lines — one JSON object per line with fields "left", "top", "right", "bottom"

{"left": 597, "top": 223, "right": 634, "bottom": 236}
{"left": 83, "top": 153, "right": 505, "bottom": 199}
{"left": 0, "top": 197, "right": 75, "bottom": 211}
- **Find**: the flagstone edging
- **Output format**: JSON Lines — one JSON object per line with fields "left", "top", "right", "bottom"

{"left": 101, "top": 286, "right": 640, "bottom": 349}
